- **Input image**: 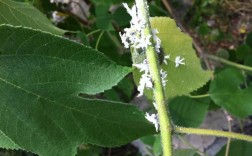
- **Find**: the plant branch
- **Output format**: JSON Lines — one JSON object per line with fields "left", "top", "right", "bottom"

{"left": 206, "top": 55, "right": 252, "bottom": 72}
{"left": 135, "top": 1, "right": 173, "bottom": 156}
{"left": 174, "top": 126, "right": 252, "bottom": 142}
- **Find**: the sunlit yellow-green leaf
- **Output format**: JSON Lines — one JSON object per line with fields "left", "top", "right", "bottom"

{"left": 133, "top": 17, "right": 212, "bottom": 99}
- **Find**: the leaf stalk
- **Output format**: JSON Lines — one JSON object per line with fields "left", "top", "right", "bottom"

{"left": 174, "top": 126, "right": 252, "bottom": 142}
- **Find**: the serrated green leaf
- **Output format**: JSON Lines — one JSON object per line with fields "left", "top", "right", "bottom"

{"left": 151, "top": 17, "right": 212, "bottom": 98}
{"left": 0, "top": 25, "right": 155, "bottom": 156}
{"left": 0, "top": 94, "right": 154, "bottom": 156}
{"left": 0, "top": 0, "right": 65, "bottom": 35}
{"left": 216, "top": 141, "right": 252, "bottom": 156}
{"left": 133, "top": 17, "right": 212, "bottom": 99}
{"left": 209, "top": 68, "right": 252, "bottom": 118}
{"left": 0, "top": 130, "right": 19, "bottom": 150}
{"left": 0, "top": 25, "right": 130, "bottom": 95}
{"left": 169, "top": 96, "right": 209, "bottom": 127}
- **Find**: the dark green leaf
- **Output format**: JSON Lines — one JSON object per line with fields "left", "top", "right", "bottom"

{"left": 96, "top": 31, "right": 120, "bottom": 62}
{"left": 117, "top": 77, "right": 134, "bottom": 101}
{"left": 140, "top": 134, "right": 162, "bottom": 156}
{"left": 216, "top": 141, "right": 252, "bottom": 156}
{"left": 95, "top": 5, "right": 130, "bottom": 31}
{"left": 244, "top": 55, "right": 252, "bottom": 67}
{"left": 0, "top": 25, "right": 154, "bottom": 156}
{"left": 209, "top": 68, "right": 252, "bottom": 118}
{"left": 169, "top": 96, "right": 209, "bottom": 127}
{"left": 0, "top": 0, "right": 65, "bottom": 35}
{"left": 112, "top": 7, "right": 131, "bottom": 27}
{"left": 77, "top": 31, "right": 90, "bottom": 46}
{"left": 246, "top": 32, "right": 252, "bottom": 49}
{"left": 153, "top": 135, "right": 162, "bottom": 156}
{"left": 103, "top": 89, "right": 120, "bottom": 101}
{"left": 95, "top": 4, "right": 114, "bottom": 31}
{"left": 0, "top": 131, "right": 19, "bottom": 150}
{"left": 0, "top": 25, "right": 130, "bottom": 95}
{"left": 0, "top": 94, "right": 154, "bottom": 156}
{"left": 236, "top": 44, "right": 252, "bottom": 60}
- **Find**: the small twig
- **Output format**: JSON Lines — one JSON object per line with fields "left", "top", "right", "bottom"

{"left": 95, "top": 31, "right": 105, "bottom": 50}
{"left": 206, "top": 54, "right": 252, "bottom": 73}
{"left": 188, "top": 94, "right": 210, "bottom": 99}
{"left": 224, "top": 110, "right": 232, "bottom": 156}
{"left": 174, "top": 126, "right": 252, "bottom": 142}
{"left": 87, "top": 29, "right": 101, "bottom": 37}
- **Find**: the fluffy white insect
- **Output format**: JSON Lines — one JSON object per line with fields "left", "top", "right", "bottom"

{"left": 145, "top": 113, "right": 159, "bottom": 132}
{"left": 175, "top": 56, "right": 185, "bottom": 67}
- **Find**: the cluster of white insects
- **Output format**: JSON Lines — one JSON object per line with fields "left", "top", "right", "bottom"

{"left": 120, "top": 3, "right": 185, "bottom": 131}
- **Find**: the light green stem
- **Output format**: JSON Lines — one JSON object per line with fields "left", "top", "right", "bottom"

{"left": 95, "top": 31, "right": 105, "bottom": 50}
{"left": 87, "top": 29, "right": 101, "bottom": 37}
{"left": 135, "top": 1, "right": 173, "bottom": 156}
{"left": 206, "top": 55, "right": 252, "bottom": 72}
{"left": 189, "top": 94, "right": 210, "bottom": 99}
{"left": 174, "top": 126, "right": 252, "bottom": 142}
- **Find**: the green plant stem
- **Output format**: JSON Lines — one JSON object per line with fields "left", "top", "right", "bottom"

{"left": 174, "top": 126, "right": 252, "bottom": 142}
{"left": 189, "top": 94, "right": 210, "bottom": 98}
{"left": 95, "top": 31, "right": 105, "bottom": 50}
{"left": 135, "top": 1, "right": 173, "bottom": 156}
{"left": 87, "top": 29, "right": 101, "bottom": 37}
{"left": 206, "top": 55, "right": 252, "bottom": 72}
